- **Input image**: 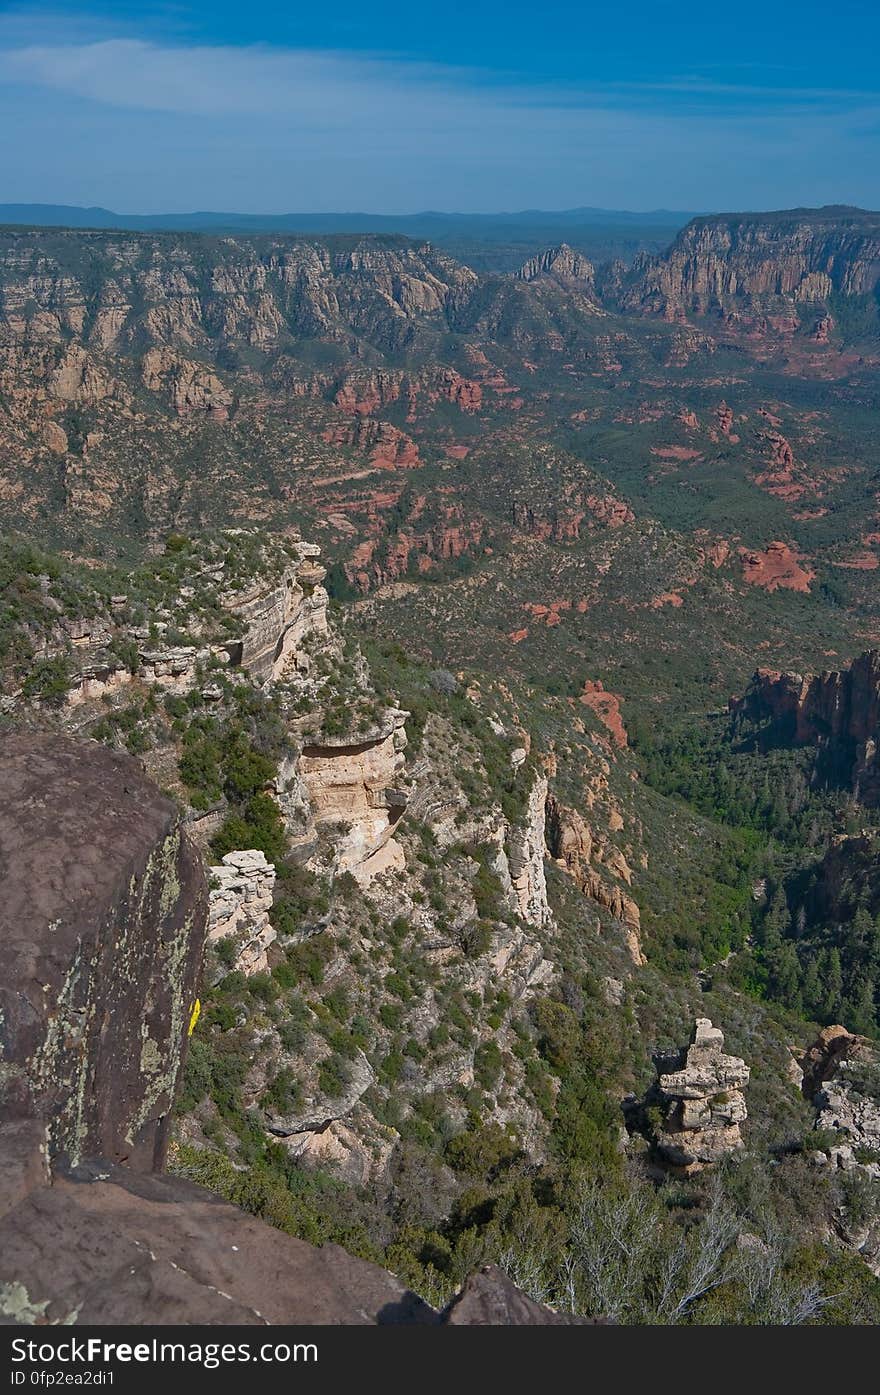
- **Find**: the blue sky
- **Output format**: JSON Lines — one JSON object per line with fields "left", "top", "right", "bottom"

{"left": 1, "top": 1, "right": 878, "bottom": 213}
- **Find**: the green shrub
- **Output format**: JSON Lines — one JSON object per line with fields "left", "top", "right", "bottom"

{"left": 22, "top": 655, "right": 71, "bottom": 708}
{"left": 474, "top": 1040, "right": 504, "bottom": 1092}
{"left": 318, "top": 1054, "right": 352, "bottom": 1098}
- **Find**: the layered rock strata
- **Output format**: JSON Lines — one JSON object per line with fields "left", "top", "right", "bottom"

{"left": 222, "top": 542, "right": 329, "bottom": 682}
{"left": 295, "top": 709, "right": 410, "bottom": 884}
{"left": 625, "top": 209, "right": 880, "bottom": 328}
{"left": 56, "top": 540, "right": 330, "bottom": 708}
{"left": 654, "top": 1019, "right": 750, "bottom": 1172}
{"left": 207, "top": 849, "right": 277, "bottom": 976}
{"left": 490, "top": 775, "right": 552, "bottom": 928}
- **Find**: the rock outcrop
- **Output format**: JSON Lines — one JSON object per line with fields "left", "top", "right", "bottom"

{"left": 440, "top": 1265, "right": 587, "bottom": 1325}
{"left": 496, "top": 775, "right": 552, "bottom": 928}
{"left": 739, "top": 541, "right": 814, "bottom": 594}
{"left": 264, "top": 1049, "right": 376, "bottom": 1139}
{"left": 653, "top": 1019, "right": 750, "bottom": 1172}
{"left": 545, "top": 794, "right": 643, "bottom": 964}
{"left": 802, "top": 1026, "right": 880, "bottom": 1169}
{"left": 815, "top": 1073, "right": 880, "bottom": 1171}
{"left": 0, "top": 732, "right": 207, "bottom": 1173}
{"left": 142, "top": 346, "right": 232, "bottom": 417}
{"left": 624, "top": 207, "right": 880, "bottom": 335}
{"left": 0, "top": 1162, "right": 434, "bottom": 1325}
{"left": 207, "top": 849, "right": 277, "bottom": 976}
{"left": 222, "top": 541, "right": 329, "bottom": 682}
{"left": 516, "top": 244, "right": 597, "bottom": 289}
{"left": 295, "top": 709, "right": 410, "bottom": 884}
{"left": 800, "top": 1027, "right": 880, "bottom": 1272}
{"left": 42, "top": 535, "right": 330, "bottom": 711}
{"left": 732, "top": 650, "right": 880, "bottom": 805}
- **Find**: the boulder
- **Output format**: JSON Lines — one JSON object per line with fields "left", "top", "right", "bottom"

{"left": 440, "top": 1265, "right": 588, "bottom": 1325}
{"left": 0, "top": 731, "right": 207, "bottom": 1171}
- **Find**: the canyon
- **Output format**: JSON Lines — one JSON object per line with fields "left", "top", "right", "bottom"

{"left": 2, "top": 205, "right": 880, "bottom": 1323}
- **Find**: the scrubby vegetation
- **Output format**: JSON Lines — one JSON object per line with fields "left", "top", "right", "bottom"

{"left": 4, "top": 220, "right": 880, "bottom": 1321}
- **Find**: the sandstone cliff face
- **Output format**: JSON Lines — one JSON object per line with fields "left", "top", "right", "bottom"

{"left": 516, "top": 243, "right": 597, "bottom": 289}
{"left": 222, "top": 541, "right": 329, "bottom": 683}
{"left": 64, "top": 641, "right": 199, "bottom": 707}
{"left": 346, "top": 516, "right": 486, "bottom": 592}
{"left": 142, "top": 346, "right": 232, "bottom": 417}
{"left": 545, "top": 793, "right": 643, "bottom": 964}
{"left": 734, "top": 649, "right": 880, "bottom": 804}
{"left": 33, "top": 535, "right": 330, "bottom": 710}
{"left": 330, "top": 365, "right": 485, "bottom": 417}
{"left": 739, "top": 541, "right": 814, "bottom": 593}
{"left": 624, "top": 209, "right": 880, "bottom": 333}
{"left": 654, "top": 1019, "right": 750, "bottom": 1172}
{"left": 504, "top": 775, "right": 552, "bottom": 928}
{"left": 0, "top": 230, "right": 479, "bottom": 362}
{"left": 0, "top": 733, "right": 207, "bottom": 1172}
{"left": 294, "top": 708, "right": 410, "bottom": 884}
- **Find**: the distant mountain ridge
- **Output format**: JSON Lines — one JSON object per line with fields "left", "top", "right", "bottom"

{"left": 0, "top": 203, "right": 695, "bottom": 234}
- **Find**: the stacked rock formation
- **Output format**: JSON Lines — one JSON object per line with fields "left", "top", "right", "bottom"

{"left": 207, "top": 849, "right": 277, "bottom": 976}
{"left": 655, "top": 1019, "right": 750, "bottom": 1172}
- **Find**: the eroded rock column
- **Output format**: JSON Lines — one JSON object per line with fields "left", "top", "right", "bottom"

{"left": 654, "top": 1018, "right": 749, "bottom": 1172}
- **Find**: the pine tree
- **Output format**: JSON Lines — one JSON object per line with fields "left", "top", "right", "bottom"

{"left": 761, "top": 887, "right": 788, "bottom": 949}
{"left": 801, "top": 953, "right": 822, "bottom": 1018}
{"left": 768, "top": 941, "right": 803, "bottom": 1014}
{"left": 820, "top": 947, "right": 844, "bottom": 1022}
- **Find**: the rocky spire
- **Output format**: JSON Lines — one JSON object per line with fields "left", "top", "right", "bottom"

{"left": 515, "top": 243, "right": 596, "bottom": 286}
{"left": 654, "top": 1018, "right": 749, "bottom": 1172}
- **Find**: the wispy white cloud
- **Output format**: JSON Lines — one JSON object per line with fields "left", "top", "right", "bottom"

{"left": 0, "top": 30, "right": 877, "bottom": 212}
{"left": 2, "top": 36, "right": 876, "bottom": 118}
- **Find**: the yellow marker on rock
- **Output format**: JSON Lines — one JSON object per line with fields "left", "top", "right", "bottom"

{"left": 188, "top": 998, "right": 201, "bottom": 1036}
